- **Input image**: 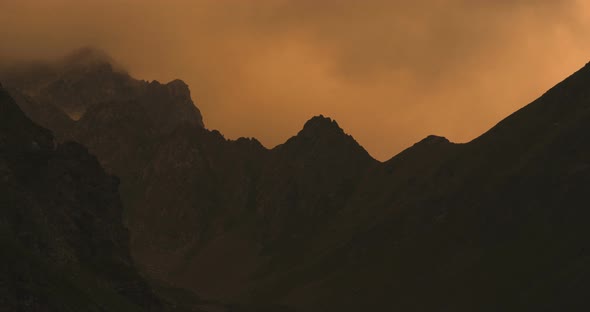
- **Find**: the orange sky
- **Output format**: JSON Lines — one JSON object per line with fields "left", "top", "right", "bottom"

{"left": 1, "top": 0, "right": 589, "bottom": 160}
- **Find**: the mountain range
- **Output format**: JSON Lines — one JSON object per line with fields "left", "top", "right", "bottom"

{"left": 1, "top": 48, "right": 589, "bottom": 311}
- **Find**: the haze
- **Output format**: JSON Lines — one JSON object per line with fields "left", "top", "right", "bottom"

{"left": 1, "top": 0, "right": 589, "bottom": 160}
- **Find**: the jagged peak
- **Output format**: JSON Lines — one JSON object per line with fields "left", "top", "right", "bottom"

{"left": 167, "top": 79, "right": 188, "bottom": 88}
{"left": 236, "top": 136, "right": 266, "bottom": 149}
{"left": 304, "top": 114, "right": 339, "bottom": 127}
{"left": 298, "top": 114, "right": 344, "bottom": 138}
{"left": 276, "top": 114, "right": 375, "bottom": 162}
{"left": 166, "top": 79, "right": 191, "bottom": 98}
{"left": 146, "top": 79, "right": 195, "bottom": 104}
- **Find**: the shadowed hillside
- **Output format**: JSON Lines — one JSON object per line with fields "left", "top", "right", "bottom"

{"left": 0, "top": 83, "right": 163, "bottom": 311}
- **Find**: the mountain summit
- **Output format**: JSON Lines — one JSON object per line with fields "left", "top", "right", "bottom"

{"left": 298, "top": 115, "right": 344, "bottom": 136}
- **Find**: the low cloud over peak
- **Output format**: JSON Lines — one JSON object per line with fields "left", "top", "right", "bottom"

{"left": 1, "top": 0, "right": 589, "bottom": 160}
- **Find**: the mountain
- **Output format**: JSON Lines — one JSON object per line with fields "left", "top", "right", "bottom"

{"left": 0, "top": 47, "right": 204, "bottom": 127}
{"left": 258, "top": 115, "right": 377, "bottom": 242}
{"left": 132, "top": 115, "right": 377, "bottom": 303}
{"left": 3, "top": 49, "right": 590, "bottom": 311}
{"left": 0, "top": 83, "right": 163, "bottom": 311}
{"left": 257, "top": 62, "right": 590, "bottom": 311}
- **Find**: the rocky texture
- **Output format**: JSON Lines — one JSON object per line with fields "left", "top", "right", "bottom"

{"left": 0, "top": 85, "right": 162, "bottom": 311}
{"left": 5, "top": 50, "right": 590, "bottom": 311}
{"left": 0, "top": 47, "right": 204, "bottom": 127}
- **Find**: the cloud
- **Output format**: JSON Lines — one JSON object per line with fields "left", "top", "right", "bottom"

{"left": 1, "top": 0, "right": 588, "bottom": 160}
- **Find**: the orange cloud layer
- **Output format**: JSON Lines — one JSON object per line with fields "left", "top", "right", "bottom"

{"left": 1, "top": 0, "right": 589, "bottom": 160}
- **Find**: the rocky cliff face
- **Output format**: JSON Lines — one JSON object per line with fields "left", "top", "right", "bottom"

{"left": 0, "top": 85, "right": 162, "bottom": 311}
{"left": 4, "top": 50, "right": 590, "bottom": 312}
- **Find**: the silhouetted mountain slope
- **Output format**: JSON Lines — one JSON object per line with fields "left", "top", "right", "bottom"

{"left": 260, "top": 116, "right": 377, "bottom": 243}
{"left": 0, "top": 85, "right": 162, "bottom": 311}
{"left": 136, "top": 117, "right": 376, "bottom": 303}
{"left": 5, "top": 50, "right": 590, "bottom": 312}
{"left": 255, "top": 63, "right": 590, "bottom": 312}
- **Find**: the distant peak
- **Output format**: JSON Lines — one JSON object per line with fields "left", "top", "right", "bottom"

{"left": 419, "top": 135, "right": 450, "bottom": 145}
{"left": 167, "top": 79, "right": 188, "bottom": 88}
{"left": 403, "top": 135, "right": 452, "bottom": 151}
{"left": 279, "top": 114, "right": 375, "bottom": 163}
{"left": 308, "top": 114, "right": 331, "bottom": 123}
{"left": 146, "top": 79, "right": 192, "bottom": 99}
{"left": 299, "top": 115, "right": 344, "bottom": 137}
{"left": 166, "top": 79, "right": 191, "bottom": 98}
{"left": 236, "top": 137, "right": 265, "bottom": 149}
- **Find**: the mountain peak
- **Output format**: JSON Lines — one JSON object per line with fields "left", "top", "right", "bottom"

{"left": 276, "top": 114, "right": 375, "bottom": 164}
{"left": 166, "top": 79, "right": 191, "bottom": 98}
{"left": 419, "top": 135, "right": 450, "bottom": 145}
{"left": 299, "top": 115, "right": 344, "bottom": 138}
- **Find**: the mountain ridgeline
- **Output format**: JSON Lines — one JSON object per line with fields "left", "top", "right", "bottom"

{"left": 2, "top": 50, "right": 590, "bottom": 311}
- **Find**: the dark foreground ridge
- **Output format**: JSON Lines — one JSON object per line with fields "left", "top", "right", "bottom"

{"left": 0, "top": 84, "right": 165, "bottom": 310}
{"left": 2, "top": 49, "right": 590, "bottom": 311}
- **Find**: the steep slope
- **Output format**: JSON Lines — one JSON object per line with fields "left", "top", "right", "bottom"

{"left": 132, "top": 125, "right": 268, "bottom": 301}
{"left": 0, "top": 84, "right": 162, "bottom": 311}
{"left": 254, "top": 63, "right": 590, "bottom": 311}
{"left": 258, "top": 115, "right": 377, "bottom": 243}
{"left": 131, "top": 116, "right": 377, "bottom": 304}
{"left": 74, "top": 79, "right": 204, "bottom": 173}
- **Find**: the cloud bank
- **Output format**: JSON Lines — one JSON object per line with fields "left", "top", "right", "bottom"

{"left": 1, "top": 0, "right": 589, "bottom": 160}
